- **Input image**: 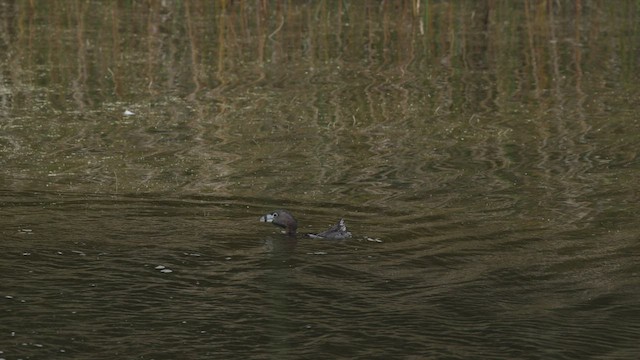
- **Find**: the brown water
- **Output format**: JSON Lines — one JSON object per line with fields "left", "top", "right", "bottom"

{"left": 2, "top": 1, "right": 640, "bottom": 359}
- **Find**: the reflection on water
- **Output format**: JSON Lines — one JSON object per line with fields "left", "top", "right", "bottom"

{"left": 2, "top": 1, "right": 640, "bottom": 359}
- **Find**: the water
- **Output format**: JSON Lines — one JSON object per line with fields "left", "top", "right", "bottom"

{"left": 3, "top": 192, "right": 639, "bottom": 359}
{"left": 2, "top": 1, "right": 640, "bottom": 359}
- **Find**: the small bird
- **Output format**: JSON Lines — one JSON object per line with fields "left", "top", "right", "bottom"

{"left": 259, "top": 209, "right": 352, "bottom": 240}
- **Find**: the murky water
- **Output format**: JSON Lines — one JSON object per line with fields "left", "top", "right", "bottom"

{"left": 2, "top": 1, "right": 640, "bottom": 359}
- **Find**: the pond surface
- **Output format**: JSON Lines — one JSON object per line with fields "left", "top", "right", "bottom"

{"left": 2, "top": 1, "right": 640, "bottom": 359}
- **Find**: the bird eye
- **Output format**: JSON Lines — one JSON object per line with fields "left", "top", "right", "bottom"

{"left": 272, "top": 212, "right": 278, "bottom": 217}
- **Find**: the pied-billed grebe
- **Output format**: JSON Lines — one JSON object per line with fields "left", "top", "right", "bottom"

{"left": 259, "top": 209, "right": 352, "bottom": 240}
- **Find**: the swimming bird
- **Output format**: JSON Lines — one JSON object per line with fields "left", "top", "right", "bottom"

{"left": 259, "top": 209, "right": 352, "bottom": 240}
